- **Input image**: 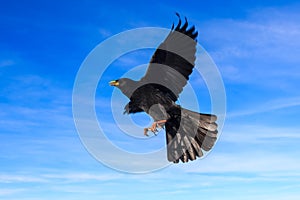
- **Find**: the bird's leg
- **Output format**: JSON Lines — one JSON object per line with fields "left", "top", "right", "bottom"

{"left": 156, "top": 119, "right": 167, "bottom": 129}
{"left": 144, "top": 119, "right": 167, "bottom": 136}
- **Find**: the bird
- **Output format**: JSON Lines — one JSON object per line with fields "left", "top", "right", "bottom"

{"left": 109, "top": 13, "right": 218, "bottom": 163}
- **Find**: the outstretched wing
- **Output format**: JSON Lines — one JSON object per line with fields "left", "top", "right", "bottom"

{"left": 140, "top": 13, "right": 198, "bottom": 101}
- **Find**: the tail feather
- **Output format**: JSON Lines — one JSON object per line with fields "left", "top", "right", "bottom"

{"left": 166, "top": 107, "right": 218, "bottom": 163}
{"left": 183, "top": 135, "right": 196, "bottom": 161}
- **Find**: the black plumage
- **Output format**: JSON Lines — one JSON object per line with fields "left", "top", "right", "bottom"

{"left": 109, "top": 13, "right": 218, "bottom": 163}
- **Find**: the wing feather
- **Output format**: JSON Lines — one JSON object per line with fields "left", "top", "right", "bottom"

{"left": 140, "top": 14, "right": 198, "bottom": 101}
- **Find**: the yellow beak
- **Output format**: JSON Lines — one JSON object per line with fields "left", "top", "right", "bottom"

{"left": 109, "top": 80, "right": 119, "bottom": 86}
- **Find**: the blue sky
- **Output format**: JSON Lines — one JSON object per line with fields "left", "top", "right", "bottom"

{"left": 1, "top": 0, "right": 300, "bottom": 199}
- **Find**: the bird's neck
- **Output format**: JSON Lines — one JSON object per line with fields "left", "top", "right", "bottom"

{"left": 120, "top": 80, "right": 139, "bottom": 98}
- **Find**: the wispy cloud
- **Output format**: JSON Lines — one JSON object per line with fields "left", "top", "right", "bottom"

{"left": 0, "top": 174, "right": 46, "bottom": 183}
{"left": 0, "top": 74, "right": 73, "bottom": 130}
{"left": 197, "top": 5, "right": 300, "bottom": 85}
{"left": 228, "top": 96, "right": 300, "bottom": 118}
{"left": 221, "top": 124, "right": 300, "bottom": 145}
{"left": 0, "top": 172, "right": 122, "bottom": 185}
{"left": 179, "top": 151, "right": 300, "bottom": 174}
{"left": 0, "top": 188, "right": 25, "bottom": 196}
{"left": 42, "top": 172, "right": 121, "bottom": 182}
{"left": 98, "top": 28, "right": 113, "bottom": 38}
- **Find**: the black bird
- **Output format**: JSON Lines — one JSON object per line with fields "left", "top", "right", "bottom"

{"left": 109, "top": 14, "right": 218, "bottom": 163}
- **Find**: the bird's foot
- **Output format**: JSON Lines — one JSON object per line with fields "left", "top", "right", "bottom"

{"left": 144, "top": 120, "right": 167, "bottom": 137}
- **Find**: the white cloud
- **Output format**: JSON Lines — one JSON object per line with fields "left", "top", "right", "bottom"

{"left": 0, "top": 172, "right": 121, "bottom": 184}
{"left": 178, "top": 151, "right": 300, "bottom": 175}
{"left": 0, "top": 188, "right": 25, "bottom": 196}
{"left": 42, "top": 172, "right": 121, "bottom": 182}
{"left": 221, "top": 125, "right": 300, "bottom": 145}
{"left": 196, "top": 5, "right": 300, "bottom": 84}
{"left": 228, "top": 96, "right": 300, "bottom": 118}
{"left": 0, "top": 174, "right": 46, "bottom": 183}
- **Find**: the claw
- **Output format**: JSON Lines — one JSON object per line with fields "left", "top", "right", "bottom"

{"left": 156, "top": 123, "right": 163, "bottom": 129}
{"left": 143, "top": 120, "right": 167, "bottom": 137}
{"left": 144, "top": 128, "right": 149, "bottom": 137}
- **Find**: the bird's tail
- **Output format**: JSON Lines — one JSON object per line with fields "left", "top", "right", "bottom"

{"left": 165, "top": 107, "right": 218, "bottom": 163}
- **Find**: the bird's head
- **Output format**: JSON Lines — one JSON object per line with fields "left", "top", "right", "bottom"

{"left": 109, "top": 78, "right": 132, "bottom": 88}
{"left": 109, "top": 78, "right": 138, "bottom": 98}
{"left": 109, "top": 79, "right": 120, "bottom": 87}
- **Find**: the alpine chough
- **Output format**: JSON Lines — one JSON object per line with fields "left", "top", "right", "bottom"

{"left": 109, "top": 13, "right": 218, "bottom": 163}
